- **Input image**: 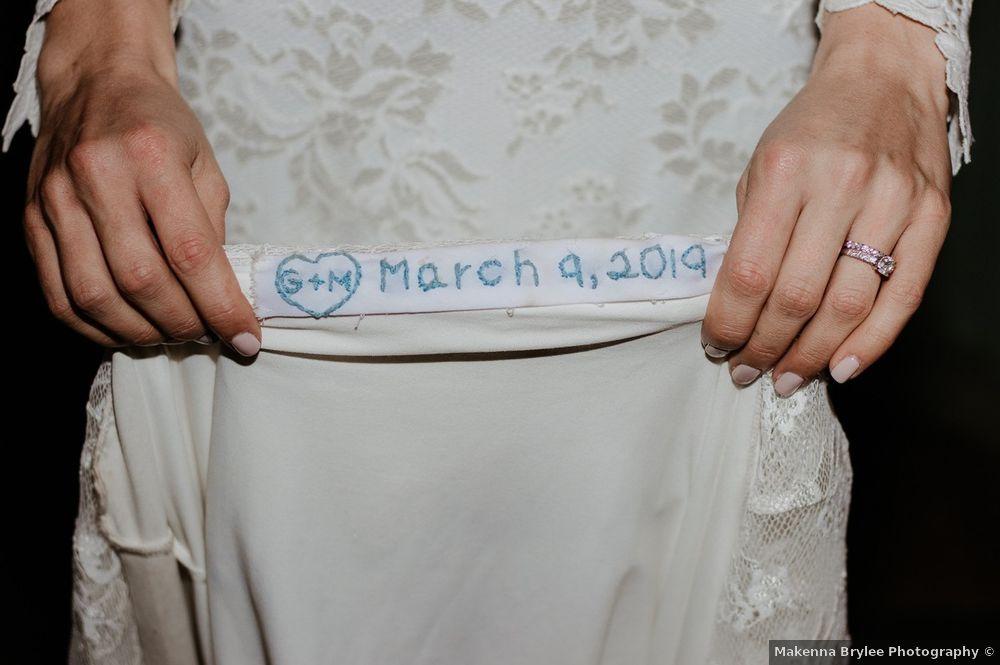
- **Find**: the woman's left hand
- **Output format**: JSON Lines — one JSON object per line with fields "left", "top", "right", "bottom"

{"left": 701, "top": 4, "right": 954, "bottom": 396}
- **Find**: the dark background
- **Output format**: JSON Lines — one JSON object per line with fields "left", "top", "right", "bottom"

{"left": 2, "top": 2, "right": 997, "bottom": 662}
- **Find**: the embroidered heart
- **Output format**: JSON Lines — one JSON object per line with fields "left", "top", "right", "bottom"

{"left": 274, "top": 251, "right": 362, "bottom": 318}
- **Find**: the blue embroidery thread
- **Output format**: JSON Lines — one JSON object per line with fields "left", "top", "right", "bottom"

{"left": 514, "top": 250, "right": 540, "bottom": 287}
{"left": 607, "top": 249, "right": 639, "bottom": 280}
{"left": 417, "top": 262, "right": 447, "bottom": 292}
{"left": 681, "top": 244, "right": 707, "bottom": 278}
{"left": 276, "top": 269, "right": 303, "bottom": 296}
{"left": 308, "top": 273, "right": 325, "bottom": 290}
{"left": 477, "top": 259, "right": 503, "bottom": 287}
{"left": 640, "top": 244, "right": 667, "bottom": 279}
{"left": 380, "top": 258, "right": 410, "bottom": 292}
{"left": 454, "top": 262, "right": 472, "bottom": 289}
{"left": 274, "top": 251, "right": 362, "bottom": 318}
{"left": 328, "top": 269, "right": 354, "bottom": 292}
{"left": 559, "top": 252, "right": 584, "bottom": 288}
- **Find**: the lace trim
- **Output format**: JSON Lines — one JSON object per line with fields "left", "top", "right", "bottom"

{"left": 68, "top": 361, "right": 145, "bottom": 665}
{"left": 1, "top": 0, "right": 191, "bottom": 152}
{"left": 817, "top": 0, "right": 974, "bottom": 175}
{"left": 709, "top": 376, "right": 852, "bottom": 663}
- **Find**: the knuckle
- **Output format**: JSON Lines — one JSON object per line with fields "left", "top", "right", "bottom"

{"left": 917, "top": 187, "right": 952, "bottom": 225}
{"left": 829, "top": 149, "right": 875, "bottom": 194}
{"left": 734, "top": 176, "right": 748, "bottom": 204}
{"left": 119, "top": 260, "right": 167, "bottom": 299}
{"left": 790, "top": 342, "right": 829, "bottom": 369}
{"left": 38, "top": 172, "right": 75, "bottom": 212}
{"left": 725, "top": 257, "right": 773, "bottom": 299}
{"left": 704, "top": 318, "right": 751, "bottom": 350}
{"left": 743, "top": 332, "right": 785, "bottom": 361}
{"left": 132, "top": 328, "right": 165, "bottom": 347}
{"left": 167, "top": 233, "right": 218, "bottom": 276}
{"left": 878, "top": 165, "right": 917, "bottom": 202}
{"left": 885, "top": 277, "right": 925, "bottom": 311}
{"left": 47, "top": 295, "right": 77, "bottom": 323}
{"left": 203, "top": 298, "right": 243, "bottom": 329}
{"left": 66, "top": 140, "right": 113, "bottom": 178}
{"left": 122, "top": 123, "right": 176, "bottom": 165}
{"left": 167, "top": 317, "right": 206, "bottom": 340}
{"left": 826, "top": 286, "right": 872, "bottom": 321}
{"left": 23, "top": 198, "right": 44, "bottom": 222}
{"left": 214, "top": 175, "right": 232, "bottom": 211}
{"left": 69, "top": 277, "right": 115, "bottom": 314}
{"left": 771, "top": 279, "right": 821, "bottom": 319}
{"left": 23, "top": 209, "right": 48, "bottom": 245}
{"left": 756, "top": 140, "right": 806, "bottom": 183}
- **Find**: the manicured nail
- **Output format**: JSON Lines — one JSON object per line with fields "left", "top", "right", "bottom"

{"left": 195, "top": 334, "right": 214, "bottom": 345}
{"left": 231, "top": 332, "right": 261, "bottom": 357}
{"left": 704, "top": 344, "right": 728, "bottom": 359}
{"left": 731, "top": 364, "right": 761, "bottom": 385}
{"left": 830, "top": 355, "right": 860, "bottom": 384}
{"left": 774, "top": 372, "right": 803, "bottom": 397}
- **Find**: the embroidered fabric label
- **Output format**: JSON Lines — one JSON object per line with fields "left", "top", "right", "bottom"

{"left": 251, "top": 235, "right": 726, "bottom": 319}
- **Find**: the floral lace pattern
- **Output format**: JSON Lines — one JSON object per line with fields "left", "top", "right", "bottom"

{"left": 68, "top": 362, "right": 144, "bottom": 665}
{"left": 1, "top": 0, "right": 824, "bottom": 245}
{"left": 177, "top": 0, "right": 825, "bottom": 245}
{"left": 710, "top": 376, "right": 852, "bottom": 663}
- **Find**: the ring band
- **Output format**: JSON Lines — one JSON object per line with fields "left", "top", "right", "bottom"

{"left": 841, "top": 240, "right": 896, "bottom": 278}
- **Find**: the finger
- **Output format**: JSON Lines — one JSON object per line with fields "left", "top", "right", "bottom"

{"left": 827, "top": 193, "right": 949, "bottom": 383}
{"left": 139, "top": 163, "right": 261, "bottom": 356}
{"left": 735, "top": 161, "right": 750, "bottom": 218}
{"left": 772, "top": 253, "right": 881, "bottom": 395}
{"left": 191, "top": 151, "right": 230, "bottom": 243}
{"left": 773, "top": 170, "right": 921, "bottom": 395}
{"left": 24, "top": 200, "right": 120, "bottom": 346}
{"left": 69, "top": 154, "right": 209, "bottom": 342}
{"left": 702, "top": 142, "right": 807, "bottom": 357}
{"left": 38, "top": 173, "right": 165, "bottom": 345}
{"left": 726, "top": 196, "right": 856, "bottom": 385}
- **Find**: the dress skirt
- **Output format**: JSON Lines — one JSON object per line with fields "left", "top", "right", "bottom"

{"left": 70, "top": 236, "right": 851, "bottom": 665}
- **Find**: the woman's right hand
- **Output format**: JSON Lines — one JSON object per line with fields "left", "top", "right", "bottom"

{"left": 23, "top": 0, "right": 261, "bottom": 355}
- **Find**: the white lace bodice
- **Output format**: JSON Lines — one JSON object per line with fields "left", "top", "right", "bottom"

{"left": 4, "top": 0, "right": 973, "bottom": 246}
{"left": 172, "top": 0, "right": 819, "bottom": 244}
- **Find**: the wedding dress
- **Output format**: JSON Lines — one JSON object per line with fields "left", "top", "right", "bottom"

{"left": 3, "top": 1, "right": 972, "bottom": 664}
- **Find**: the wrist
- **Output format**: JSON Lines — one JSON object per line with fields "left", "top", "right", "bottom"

{"left": 814, "top": 5, "right": 949, "bottom": 119}
{"left": 37, "top": 0, "right": 178, "bottom": 97}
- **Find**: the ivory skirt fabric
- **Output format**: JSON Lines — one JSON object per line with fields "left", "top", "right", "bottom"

{"left": 71, "top": 236, "right": 852, "bottom": 665}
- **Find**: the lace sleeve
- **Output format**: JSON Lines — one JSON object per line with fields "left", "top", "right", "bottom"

{"left": 1, "top": 0, "right": 191, "bottom": 152}
{"left": 816, "top": 0, "right": 973, "bottom": 175}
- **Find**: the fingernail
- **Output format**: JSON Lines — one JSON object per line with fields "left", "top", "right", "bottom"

{"left": 774, "top": 372, "right": 803, "bottom": 397}
{"left": 830, "top": 355, "right": 860, "bottom": 383}
{"left": 231, "top": 332, "right": 261, "bottom": 357}
{"left": 704, "top": 344, "right": 729, "bottom": 359}
{"left": 195, "top": 334, "right": 214, "bottom": 345}
{"left": 731, "top": 364, "right": 761, "bottom": 385}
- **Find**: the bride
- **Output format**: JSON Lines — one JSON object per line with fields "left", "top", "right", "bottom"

{"left": 5, "top": 0, "right": 972, "bottom": 663}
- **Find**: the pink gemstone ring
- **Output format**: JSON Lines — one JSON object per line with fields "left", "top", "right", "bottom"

{"left": 841, "top": 240, "right": 896, "bottom": 278}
